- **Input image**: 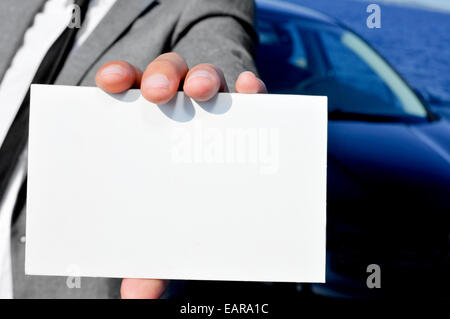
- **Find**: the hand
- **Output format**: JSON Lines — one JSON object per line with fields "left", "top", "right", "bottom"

{"left": 95, "top": 52, "right": 267, "bottom": 299}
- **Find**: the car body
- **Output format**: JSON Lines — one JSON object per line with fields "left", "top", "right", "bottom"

{"left": 254, "top": 0, "right": 449, "bottom": 299}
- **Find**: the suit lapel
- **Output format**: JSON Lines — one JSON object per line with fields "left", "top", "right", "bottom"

{"left": 0, "top": 0, "right": 46, "bottom": 83}
{"left": 56, "top": 0, "right": 157, "bottom": 85}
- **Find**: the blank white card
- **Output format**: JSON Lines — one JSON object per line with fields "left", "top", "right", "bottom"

{"left": 26, "top": 84, "right": 327, "bottom": 282}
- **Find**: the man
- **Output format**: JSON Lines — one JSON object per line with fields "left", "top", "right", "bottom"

{"left": 0, "top": 0, "right": 266, "bottom": 298}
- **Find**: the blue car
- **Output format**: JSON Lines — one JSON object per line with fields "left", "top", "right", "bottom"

{"left": 253, "top": 0, "right": 449, "bottom": 299}
{"left": 183, "top": 0, "right": 449, "bottom": 300}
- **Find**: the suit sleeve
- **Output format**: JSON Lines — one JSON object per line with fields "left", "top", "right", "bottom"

{"left": 170, "top": 0, "right": 258, "bottom": 91}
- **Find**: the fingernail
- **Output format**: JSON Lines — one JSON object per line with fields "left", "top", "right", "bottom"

{"left": 100, "top": 65, "right": 127, "bottom": 77}
{"left": 188, "top": 70, "right": 214, "bottom": 81}
{"left": 143, "top": 74, "right": 170, "bottom": 89}
{"left": 187, "top": 70, "right": 221, "bottom": 91}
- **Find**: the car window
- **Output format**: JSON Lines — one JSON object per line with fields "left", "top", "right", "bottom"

{"left": 256, "top": 20, "right": 313, "bottom": 93}
{"left": 255, "top": 15, "right": 427, "bottom": 119}
{"left": 317, "top": 30, "right": 426, "bottom": 117}
{"left": 319, "top": 31, "right": 398, "bottom": 108}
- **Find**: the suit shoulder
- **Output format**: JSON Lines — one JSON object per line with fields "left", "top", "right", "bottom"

{"left": 171, "top": 0, "right": 254, "bottom": 23}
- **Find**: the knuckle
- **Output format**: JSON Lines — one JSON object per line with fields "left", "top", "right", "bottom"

{"left": 150, "top": 59, "right": 177, "bottom": 71}
{"left": 154, "top": 52, "right": 187, "bottom": 70}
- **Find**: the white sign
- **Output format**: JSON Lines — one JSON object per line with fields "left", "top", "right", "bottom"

{"left": 26, "top": 85, "right": 327, "bottom": 283}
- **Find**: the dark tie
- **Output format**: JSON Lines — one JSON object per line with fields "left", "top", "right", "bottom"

{"left": 0, "top": 0, "right": 90, "bottom": 221}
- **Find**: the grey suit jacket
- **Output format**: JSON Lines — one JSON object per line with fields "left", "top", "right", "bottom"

{"left": 0, "top": 0, "right": 257, "bottom": 298}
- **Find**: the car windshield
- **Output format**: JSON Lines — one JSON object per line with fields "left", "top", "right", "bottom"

{"left": 255, "top": 14, "right": 428, "bottom": 119}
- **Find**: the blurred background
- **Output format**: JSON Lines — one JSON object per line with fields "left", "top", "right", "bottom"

{"left": 186, "top": 0, "right": 449, "bottom": 301}
{"left": 286, "top": 0, "right": 450, "bottom": 118}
